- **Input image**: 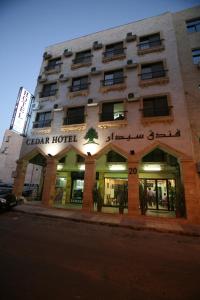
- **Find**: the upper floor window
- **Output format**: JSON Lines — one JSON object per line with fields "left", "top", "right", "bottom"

{"left": 103, "top": 42, "right": 125, "bottom": 58}
{"left": 142, "top": 96, "right": 169, "bottom": 118}
{"left": 45, "top": 57, "right": 62, "bottom": 71}
{"left": 33, "top": 111, "right": 51, "bottom": 128}
{"left": 100, "top": 101, "right": 125, "bottom": 122}
{"left": 138, "top": 33, "right": 161, "bottom": 50}
{"left": 192, "top": 48, "right": 200, "bottom": 64}
{"left": 40, "top": 83, "right": 58, "bottom": 97}
{"left": 70, "top": 76, "right": 89, "bottom": 92}
{"left": 140, "top": 62, "right": 166, "bottom": 80}
{"left": 186, "top": 18, "right": 200, "bottom": 33}
{"left": 63, "top": 106, "right": 85, "bottom": 125}
{"left": 73, "top": 50, "right": 92, "bottom": 64}
{"left": 102, "top": 69, "right": 125, "bottom": 86}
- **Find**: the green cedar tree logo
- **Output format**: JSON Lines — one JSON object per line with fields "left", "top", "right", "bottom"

{"left": 84, "top": 127, "right": 99, "bottom": 145}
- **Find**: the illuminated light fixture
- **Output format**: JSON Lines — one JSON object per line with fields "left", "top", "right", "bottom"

{"left": 79, "top": 164, "right": 85, "bottom": 171}
{"left": 48, "top": 153, "right": 53, "bottom": 157}
{"left": 57, "top": 164, "right": 63, "bottom": 171}
{"left": 109, "top": 164, "right": 126, "bottom": 171}
{"left": 87, "top": 152, "right": 91, "bottom": 156}
{"left": 143, "top": 164, "right": 161, "bottom": 171}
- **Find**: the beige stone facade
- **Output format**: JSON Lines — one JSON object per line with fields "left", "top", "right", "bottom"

{"left": 13, "top": 6, "right": 200, "bottom": 223}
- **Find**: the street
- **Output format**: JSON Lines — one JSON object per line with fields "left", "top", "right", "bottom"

{"left": 0, "top": 211, "right": 200, "bottom": 300}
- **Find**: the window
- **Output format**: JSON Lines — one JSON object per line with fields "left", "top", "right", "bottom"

{"left": 45, "top": 57, "right": 61, "bottom": 71}
{"left": 73, "top": 50, "right": 92, "bottom": 64}
{"left": 63, "top": 106, "right": 85, "bottom": 125}
{"left": 103, "top": 42, "right": 125, "bottom": 58}
{"left": 102, "top": 69, "right": 124, "bottom": 86}
{"left": 186, "top": 18, "right": 200, "bottom": 33}
{"left": 33, "top": 111, "right": 51, "bottom": 128}
{"left": 40, "top": 83, "right": 57, "bottom": 97}
{"left": 70, "top": 76, "right": 89, "bottom": 92}
{"left": 142, "top": 96, "right": 169, "bottom": 118}
{"left": 192, "top": 49, "right": 200, "bottom": 64}
{"left": 141, "top": 62, "right": 166, "bottom": 80}
{"left": 138, "top": 33, "right": 161, "bottom": 50}
{"left": 100, "top": 102, "right": 125, "bottom": 121}
{"left": 77, "top": 154, "right": 85, "bottom": 163}
{"left": 107, "top": 151, "right": 126, "bottom": 162}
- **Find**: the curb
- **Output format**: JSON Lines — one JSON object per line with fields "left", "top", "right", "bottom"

{"left": 13, "top": 206, "right": 200, "bottom": 237}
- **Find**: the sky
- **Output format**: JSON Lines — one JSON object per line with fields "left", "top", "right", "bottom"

{"left": 0, "top": 0, "right": 199, "bottom": 144}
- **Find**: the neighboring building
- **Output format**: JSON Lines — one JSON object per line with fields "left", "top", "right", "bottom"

{"left": 13, "top": 6, "right": 200, "bottom": 223}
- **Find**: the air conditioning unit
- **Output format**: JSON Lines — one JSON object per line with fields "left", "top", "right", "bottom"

{"left": 127, "top": 93, "right": 139, "bottom": 102}
{"left": 90, "top": 67, "right": 101, "bottom": 75}
{"left": 43, "top": 52, "right": 52, "bottom": 60}
{"left": 32, "top": 103, "right": 41, "bottom": 110}
{"left": 93, "top": 41, "right": 103, "bottom": 50}
{"left": 126, "top": 33, "right": 137, "bottom": 42}
{"left": 126, "top": 60, "right": 138, "bottom": 69}
{"left": 38, "top": 75, "right": 47, "bottom": 83}
{"left": 87, "top": 98, "right": 98, "bottom": 107}
{"left": 59, "top": 74, "right": 69, "bottom": 82}
{"left": 53, "top": 104, "right": 63, "bottom": 111}
{"left": 63, "top": 49, "right": 73, "bottom": 57}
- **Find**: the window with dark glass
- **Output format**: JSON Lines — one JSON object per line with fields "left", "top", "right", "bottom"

{"left": 192, "top": 48, "right": 200, "bottom": 64}
{"left": 63, "top": 106, "right": 85, "bottom": 125}
{"left": 138, "top": 33, "right": 161, "bottom": 50}
{"left": 143, "top": 96, "right": 169, "bottom": 117}
{"left": 40, "top": 83, "right": 57, "bottom": 97}
{"left": 70, "top": 76, "right": 89, "bottom": 92}
{"left": 33, "top": 111, "right": 51, "bottom": 128}
{"left": 102, "top": 69, "right": 124, "bottom": 86}
{"left": 103, "top": 42, "right": 124, "bottom": 58}
{"left": 141, "top": 62, "right": 166, "bottom": 80}
{"left": 45, "top": 57, "right": 61, "bottom": 71}
{"left": 77, "top": 154, "right": 85, "bottom": 163}
{"left": 107, "top": 150, "right": 126, "bottom": 162}
{"left": 73, "top": 50, "right": 92, "bottom": 64}
{"left": 186, "top": 18, "right": 200, "bottom": 33}
{"left": 100, "top": 102, "right": 125, "bottom": 121}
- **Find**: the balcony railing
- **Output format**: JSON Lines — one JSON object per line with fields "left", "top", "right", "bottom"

{"left": 33, "top": 119, "right": 52, "bottom": 128}
{"left": 39, "top": 89, "right": 58, "bottom": 98}
{"left": 100, "top": 111, "right": 126, "bottom": 122}
{"left": 44, "top": 63, "right": 62, "bottom": 71}
{"left": 137, "top": 39, "right": 162, "bottom": 50}
{"left": 63, "top": 116, "right": 85, "bottom": 125}
{"left": 142, "top": 106, "right": 170, "bottom": 118}
{"left": 140, "top": 69, "right": 167, "bottom": 80}
{"left": 101, "top": 76, "right": 125, "bottom": 86}
{"left": 69, "top": 83, "right": 89, "bottom": 92}
{"left": 72, "top": 55, "right": 92, "bottom": 64}
{"left": 103, "top": 47, "right": 125, "bottom": 58}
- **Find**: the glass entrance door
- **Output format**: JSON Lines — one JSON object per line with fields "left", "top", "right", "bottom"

{"left": 140, "top": 179, "right": 176, "bottom": 212}
{"left": 71, "top": 179, "right": 84, "bottom": 204}
{"left": 104, "top": 178, "right": 128, "bottom": 207}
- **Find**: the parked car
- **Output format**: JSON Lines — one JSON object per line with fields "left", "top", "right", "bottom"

{"left": 0, "top": 193, "right": 17, "bottom": 211}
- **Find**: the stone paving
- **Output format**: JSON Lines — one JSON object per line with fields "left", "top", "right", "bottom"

{"left": 13, "top": 201, "right": 200, "bottom": 237}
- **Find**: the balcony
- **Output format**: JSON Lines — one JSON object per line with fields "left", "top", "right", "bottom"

{"left": 32, "top": 119, "right": 52, "bottom": 129}
{"left": 44, "top": 63, "right": 62, "bottom": 74}
{"left": 68, "top": 83, "right": 90, "bottom": 98}
{"left": 71, "top": 55, "right": 93, "bottom": 69}
{"left": 139, "top": 69, "right": 169, "bottom": 87}
{"left": 137, "top": 39, "right": 164, "bottom": 55}
{"left": 63, "top": 116, "right": 85, "bottom": 125}
{"left": 100, "top": 76, "right": 126, "bottom": 93}
{"left": 39, "top": 89, "right": 58, "bottom": 98}
{"left": 102, "top": 47, "right": 126, "bottom": 62}
{"left": 98, "top": 111, "right": 127, "bottom": 129}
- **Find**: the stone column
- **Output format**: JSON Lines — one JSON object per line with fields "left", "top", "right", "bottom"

{"left": 13, "top": 160, "right": 28, "bottom": 197}
{"left": 127, "top": 160, "right": 141, "bottom": 216}
{"left": 82, "top": 156, "right": 96, "bottom": 212}
{"left": 181, "top": 159, "right": 200, "bottom": 223}
{"left": 42, "top": 157, "right": 57, "bottom": 207}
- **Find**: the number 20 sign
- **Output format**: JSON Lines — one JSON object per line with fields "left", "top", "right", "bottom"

{"left": 128, "top": 168, "right": 137, "bottom": 174}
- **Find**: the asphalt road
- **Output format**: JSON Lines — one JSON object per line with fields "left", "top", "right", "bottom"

{"left": 0, "top": 211, "right": 200, "bottom": 300}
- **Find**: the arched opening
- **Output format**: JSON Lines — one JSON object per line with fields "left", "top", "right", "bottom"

{"left": 95, "top": 149, "right": 128, "bottom": 214}
{"left": 24, "top": 153, "right": 46, "bottom": 201}
{"left": 139, "top": 148, "right": 186, "bottom": 217}
{"left": 54, "top": 149, "right": 86, "bottom": 209}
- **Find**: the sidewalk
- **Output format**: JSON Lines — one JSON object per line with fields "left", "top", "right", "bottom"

{"left": 14, "top": 202, "right": 200, "bottom": 237}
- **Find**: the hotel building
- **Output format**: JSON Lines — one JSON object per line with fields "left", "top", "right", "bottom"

{"left": 13, "top": 6, "right": 200, "bottom": 223}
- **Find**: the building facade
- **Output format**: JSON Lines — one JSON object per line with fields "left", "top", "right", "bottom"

{"left": 13, "top": 7, "right": 200, "bottom": 223}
